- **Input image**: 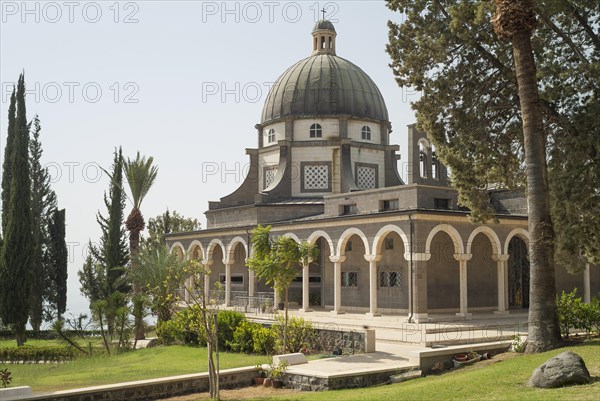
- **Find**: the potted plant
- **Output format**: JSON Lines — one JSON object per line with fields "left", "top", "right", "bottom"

{"left": 254, "top": 364, "right": 266, "bottom": 386}
{"left": 267, "top": 360, "right": 289, "bottom": 389}
{"left": 453, "top": 350, "right": 482, "bottom": 368}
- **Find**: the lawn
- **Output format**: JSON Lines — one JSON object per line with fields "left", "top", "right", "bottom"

{"left": 2, "top": 345, "right": 269, "bottom": 393}
{"left": 249, "top": 338, "right": 600, "bottom": 401}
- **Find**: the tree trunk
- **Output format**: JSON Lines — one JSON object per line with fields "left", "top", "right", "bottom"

{"left": 129, "top": 228, "right": 145, "bottom": 340}
{"left": 284, "top": 287, "right": 289, "bottom": 353}
{"left": 15, "top": 325, "right": 26, "bottom": 347}
{"left": 510, "top": 29, "right": 561, "bottom": 353}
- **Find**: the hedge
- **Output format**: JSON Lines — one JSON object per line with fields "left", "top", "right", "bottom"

{"left": 0, "top": 346, "right": 75, "bottom": 363}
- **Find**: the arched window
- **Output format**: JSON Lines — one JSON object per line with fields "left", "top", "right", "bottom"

{"left": 419, "top": 142, "right": 427, "bottom": 178}
{"left": 431, "top": 145, "right": 439, "bottom": 179}
{"left": 361, "top": 125, "right": 371, "bottom": 140}
{"left": 267, "top": 128, "right": 276, "bottom": 143}
{"left": 321, "top": 36, "right": 326, "bottom": 49}
{"left": 310, "top": 123, "right": 322, "bottom": 138}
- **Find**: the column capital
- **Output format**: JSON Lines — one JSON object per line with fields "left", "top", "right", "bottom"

{"left": 364, "top": 254, "right": 382, "bottom": 263}
{"left": 329, "top": 255, "right": 346, "bottom": 263}
{"left": 202, "top": 259, "right": 213, "bottom": 266}
{"left": 492, "top": 254, "right": 510, "bottom": 262}
{"left": 223, "top": 259, "right": 232, "bottom": 266}
{"left": 454, "top": 253, "right": 472, "bottom": 262}
{"left": 405, "top": 252, "right": 431, "bottom": 262}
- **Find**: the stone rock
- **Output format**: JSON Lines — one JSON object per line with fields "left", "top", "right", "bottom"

{"left": 529, "top": 351, "right": 591, "bottom": 388}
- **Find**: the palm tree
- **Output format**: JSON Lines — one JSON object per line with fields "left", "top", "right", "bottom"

{"left": 492, "top": 0, "right": 561, "bottom": 352}
{"left": 123, "top": 152, "right": 158, "bottom": 296}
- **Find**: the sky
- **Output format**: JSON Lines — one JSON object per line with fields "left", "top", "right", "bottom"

{"left": 0, "top": 0, "right": 418, "bottom": 320}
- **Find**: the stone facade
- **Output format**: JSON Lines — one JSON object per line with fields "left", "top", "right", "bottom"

{"left": 165, "top": 19, "right": 599, "bottom": 323}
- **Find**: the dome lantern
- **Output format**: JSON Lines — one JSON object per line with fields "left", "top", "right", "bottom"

{"left": 312, "top": 19, "right": 336, "bottom": 55}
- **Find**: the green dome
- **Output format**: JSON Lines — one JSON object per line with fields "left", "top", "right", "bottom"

{"left": 261, "top": 54, "right": 389, "bottom": 124}
{"left": 313, "top": 19, "right": 336, "bottom": 32}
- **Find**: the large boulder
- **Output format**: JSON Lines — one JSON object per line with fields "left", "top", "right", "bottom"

{"left": 529, "top": 351, "right": 591, "bottom": 388}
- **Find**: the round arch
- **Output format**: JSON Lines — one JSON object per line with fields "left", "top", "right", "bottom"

{"left": 466, "top": 226, "right": 502, "bottom": 256}
{"left": 371, "top": 224, "right": 410, "bottom": 256}
{"left": 187, "top": 240, "right": 205, "bottom": 260}
{"left": 418, "top": 137, "right": 431, "bottom": 148}
{"left": 206, "top": 238, "right": 227, "bottom": 261}
{"left": 227, "top": 236, "right": 248, "bottom": 261}
{"left": 170, "top": 242, "right": 185, "bottom": 261}
{"left": 307, "top": 230, "right": 335, "bottom": 256}
{"left": 337, "top": 227, "right": 370, "bottom": 256}
{"left": 504, "top": 228, "right": 529, "bottom": 255}
{"left": 425, "top": 224, "right": 465, "bottom": 255}
{"left": 281, "top": 232, "right": 302, "bottom": 244}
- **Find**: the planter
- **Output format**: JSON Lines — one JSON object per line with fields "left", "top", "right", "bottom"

{"left": 453, "top": 354, "right": 482, "bottom": 368}
{"left": 272, "top": 379, "right": 284, "bottom": 389}
{"left": 254, "top": 377, "right": 265, "bottom": 386}
{"left": 263, "top": 378, "right": 272, "bottom": 387}
{"left": 454, "top": 353, "right": 468, "bottom": 362}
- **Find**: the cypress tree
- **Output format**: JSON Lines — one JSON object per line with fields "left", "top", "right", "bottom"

{"left": 0, "top": 74, "right": 34, "bottom": 345}
{"left": 29, "top": 115, "right": 57, "bottom": 332}
{"left": 48, "top": 209, "right": 68, "bottom": 318}
{"left": 91, "top": 148, "right": 129, "bottom": 294}
{"left": 1, "top": 86, "right": 16, "bottom": 234}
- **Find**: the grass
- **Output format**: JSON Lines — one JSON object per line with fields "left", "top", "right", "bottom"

{"left": 250, "top": 338, "right": 600, "bottom": 401}
{"left": 1, "top": 345, "right": 269, "bottom": 393}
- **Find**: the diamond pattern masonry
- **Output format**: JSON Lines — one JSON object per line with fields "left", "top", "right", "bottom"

{"left": 304, "top": 165, "right": 329, "bottom": 190}
{"left": 357, "top": 166, "right": 376, "bottom": 190}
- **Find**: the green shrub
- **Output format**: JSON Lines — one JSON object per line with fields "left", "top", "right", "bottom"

{"left": 173, "top": 306, "right": 207, "bottom": 346}
{"left": 557, "top": 289, "right": 582, "bottom": 338}
{"left": 252, "top": 325, "right": 275, "bottom": 355}
{"left": 272, "top": 316, "right": 315, "bottom": 353}
{"left": 556, "top": 290, "right": 600, "bottom": 338}
{"left": 0, "top": 346, "right": 75, "bottom": 363}
{"left": 229, "top": 321, "right": 260, "bottom": 353}
{"left": 217, "top": 311, "right": 246, "bottom": 350}
{"left": 156, "top": 320, "right": 179, "bottom": 345}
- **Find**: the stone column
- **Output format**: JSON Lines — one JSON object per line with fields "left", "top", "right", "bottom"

{"left": 584, "top": 263, "right": 591, "bottom": 304}
{"left": 248, "top": 270, "right": 255, "bottom": 297}
{"left": 493, "top": 254, "right": 510, "bottom": 314}
{"left": 406, "top": 252, "right": 430, "bottom": 322}
{"left": 224, "top": 259, "right": 232, "bottom": 307}
{"left": 365, "top": 254, "right": 382, "bottom": 317}
{"left": 329, "top": 255, "right": 346, "bottom": 314}
{"left": 300, "top": 260, "right": 312, "bottom": 312}
{"left": 454, "top": 253, "right": 473, "bottom": 318}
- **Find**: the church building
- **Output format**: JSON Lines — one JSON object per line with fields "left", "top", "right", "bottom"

{"left": 165, "top": 20, "right": 599, "bottom": 323}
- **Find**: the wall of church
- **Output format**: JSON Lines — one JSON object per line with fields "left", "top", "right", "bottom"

{"left": 377, "top": 232, "right": 409, "bottom": 311}
{"left": 291, "top": 146, "right": 340, "bottom": 196}
{"left": 555, "top": 265, "right": 584, "bottom": 298}
{"left": 262, "top": 122, "right": 286, "bottom": 146}
{"left": 294, "top": 118, "right": 339, "bottom": 140}
{"left": 427, "top": 231, "right": 460, "bottom": 311}
{"left": 340, "top": 235, "right": 370, "bottom": 310}
{"left": 350, "top": 147, "right": 385, "bottom": 189}
{"left": 258, "top": 149, "right": 280, "bottom": 191}
{"left": 347, "top": 120, "right": 381, "bottom": 144}
{"left": 467, "top": 234, "right": 498, "bottom": 309}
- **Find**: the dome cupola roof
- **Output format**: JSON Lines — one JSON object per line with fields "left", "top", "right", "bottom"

{"left": 261, "top": 21, "right": 389, "bottom": 124}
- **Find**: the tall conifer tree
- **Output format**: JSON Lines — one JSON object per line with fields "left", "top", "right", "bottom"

{"left": 48, "top": 209, "right": 68, "bottom": 318}
{"left": 1, "top": 87, "right": 16, "bottom": 235}
{"left": 29, "top": 115, "right": 57, "bottom": 332}
{"left": 91, "top": 148, "right": 129, "bottom": 294}
{"left": 0, "top": 74, "right": 34, "bottom": 345}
